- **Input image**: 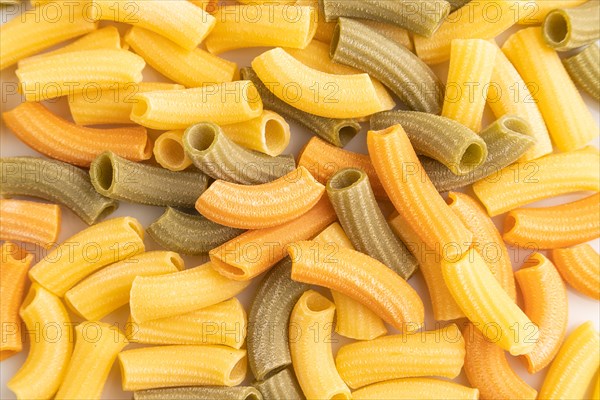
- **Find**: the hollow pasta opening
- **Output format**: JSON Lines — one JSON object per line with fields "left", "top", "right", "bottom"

{"left": 459, "top": 143, "right": 486, "bottom": 172}
{"left": 130, "top": 97, "right": 149, "bottom": 119}
{"left": 244, "top": 393, "right": 261, "bottom": 400}
{"left": 186, "top": 124, "right": 218, "bottom": 153}
{"left": 94, "top": 154, "right": 116, "bottom": 192}
{"left": 304, "top": 292, "right": 333, "bottom": 313}
{"left": 159, "top": 137, "right": 186, "bottom": 168}
{"left": 502, "top": 116, "right": 531, "bottom": 136}
{"left": 214, "top": 261, "right": 246, "bottom": 278}
{"left": 169, "top": 255, "right": 185, "bottom": 270}
{"left": 263, "top": 119, "right": 288, "bottom": 155}
{"left": 328, "top": 168, "right": 364, "bottom": 192}
{"left": 337, "top": 124, "right": 360, "bottom": 147}
{"left": 126, "top": 218, "right": 144, "bottom": 239}
{"left": 544, "top": 11, "right": 569, "bottom": 46}
{"left": 504, "top": 214, "right": 517, "bottom": 235}
{"left": 228, "top": 355, "right": 247, "bottom": 384}
{"left": 330, "top": 392, "right": 351, "bottom": 400}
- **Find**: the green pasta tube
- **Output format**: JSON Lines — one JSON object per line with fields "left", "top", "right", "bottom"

{"left": 446, "top": 0, "right": 471, "bottom": 12}
{"left": 326, "top": 168, "right": 419, "bottom": 279}
{"left": 422, "top": 115, "right": 536, "bottom": 192}
{"left": 240, "top": 67, "right": 360, "bottom": 148}
{"left": 331, "top": 18, "right": 444, "bottom": 115}
{"left": 542, "top": 1, "right": 600, "bottom": 51}
{"left": 370, "top": 111, "right": 488, "bottom": 175}
{"left": 134, "top": 386, "right": 263, "bottom": 400}
{"left": 564, "top": 43, "right": 600, "bottom": 101}
{"left": 247, "top": 258, "right": 309, "bottom": 381}
{"left": 147, "top": 207, "right": 244, "bottom": 255}
{"left": 321, "top": 0, "right": 451, "bottom": 37}
{"left": 90, "top": 151, "right": 208, "bottom": 208}
{"left": 0, "top": 157, "right": 117, "bottom": 225}
{"left": 183, "top": 122, "right": 296, "bottom": 185}
{"left": 253, "top": 367, "right": 304, "bottom": 400}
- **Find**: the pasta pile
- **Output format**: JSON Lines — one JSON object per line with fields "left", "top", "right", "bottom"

{"left": 1, "top": 0, "right": 600, "bottom": 399}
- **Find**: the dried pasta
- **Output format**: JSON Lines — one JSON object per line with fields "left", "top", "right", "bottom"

{"left": 221, "top": 111, "right": 291, "bottom": 157}
{"left": 563, "top": 43, "right": 600, "bottom": 101}
{"left": 153, "top": 130, "right": 192, "bottom": 172}
{"left": 134, "top": 386, "right": 262, "bottom": 400}
{"left": 542, "top": 1, "right": 600, "bottom": 51}
{"left": 552, "top": 244, "right": 600, "bottom": 300}
{"left": 0, "top": 198, "right": 61, "bottom": 249}
{"left": 352, "top": 378, "right": 479, "bottom": 400}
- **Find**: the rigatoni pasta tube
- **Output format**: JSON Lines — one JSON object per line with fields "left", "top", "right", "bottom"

{"left": 153, "top": 130, "right": 192, "bottom": 172}
{"left": 441, "top": 248, "right": 539, "bottom": 356}
{"left": 563, "top": 43, "right": 600, "bottom": 102}
{"left": 129, "top": 263, "right": 251, "bottom": 323}
{"left": 3, "top": 102, "right": 151, "bottom": 167}
{"left": 502, "top": 27, "right": 598, "bottom": 152}
{"left": 335, "top": 324, "right": 465, "bottom": 389}
{"left": 289, "top": 290, "right": 351, "bottom": 400}
{"left": 221, "top": 111, "right": 291, "bottom": 157}
{"left": 253, "top": 367, "right": 304, "bottom": 400}
{"left": 64, "top": 251, "right": 184, "bottom": 321}
{"left": 0, "top": 243, "right": 32, "bottom": 361}
{"left": 0, "top": 199, "right": 61, "bottom": 249}
{"left": 552, "top": 244, "right": 600, "bottom": 300}
{"left": 134, "top": 386, "right": 263, "bottom": 400}
{"left": 118, "top": 345, "right": 247, "bottom": 391}
{"left": 7, "top": 284, "right": 73, "bottom": 399}
{"left": 367, "top": 124, "right": 473, "bottom": 260}
{"left": 542, "top": 1, "right": 600, "bottom": 51}
{"left": 29, "top": 216, "right": 145, "bottom": 297}
{"left": 289, "top": 240, "right": 425, "bottom": 331}
{"left": 515, "top": 253, "right": 568, "bottom": 373}
{"left": 517, "top": 0, "right": 588, "bottom": 24}
{"left": 55, "top": 322, "right": 128, "bottom": 400}
{"left": 352, "top": 378, "right": 479, "bottom": 400}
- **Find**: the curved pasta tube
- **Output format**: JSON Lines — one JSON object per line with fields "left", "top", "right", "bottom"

{"left": 335, "top": 324, "right": 465, "bottom": 389}
{"left": 206, "top": 5, "right": 316, "bottom": 54}
{"left": 29, "top": 217, "right": 145, "bottom": 297}
{"left": 55, "top": 322, "right": 128, "bottom": 400}
{"left": 196, "top": 167, "right": 325, "bottom": 230}
{"left": 539, "top": 321, "right": 600, "bottom": 400}
{"left": 0, "top": 199, "right": 61, "bottom": 249}
{"left": 515, "top": 253, "right": 568, "bottom": 373}
{"left": 503, "top": 193, "right": 600, "bottom": 249}
{"left": 253, "top": 366, "right": 304, "bottom": 400}
{"left": 367, "top": 124, "right": 473, "bottom": 260}
{"left": 441, "top": 248, "right": 539, "bottom": 356}
{"left": 289, "top": 240, "right": 425, "bottom": 331}
{"left": 0, "top": 243, "right": 32, "bottom": 361}
{"left": 289, "top": 290, "right": 351, "bottom": 400}
{"left": 563, "top": 43, "right": 600, "bottom": 102}
{"left": 0, "top": 157, "right": 117, "bottom": 225}
{"left": 221, "top": 111, "right": 291, "bottom": 157}
{"left": 7, "top": 284, "right": 73, "bottom": 399}
{"left": 463, "top": 323, "right": 537, "bottom": 400}
{"left": 517, "top": 0, "right": 588, "bottom": 24}
{"left": 134, "top": 386, "right": 262, "bottom": 400}
{"left": 326, "top": 168, "right": 418, "bottom": 279}
{"left": 118, "top": 345, "right": 247, "bottom": 391}
{"left": 91, "top": 0, "right": 215, "bottom": 50}
{"left": 129, "top": 263, "right": 251, "bottom": 323}
{"left": 552, "top": 244, "right": 600, "bottom": 300}
{"left": 472, "top": 147, "right": 600, "bottom": 216}
{"left": 542, "top": 2, "right": 599, "bottom": 51}
{"left": 16, "top": 49, "right": 145, "bottom": 101}
{"left": 153, "top": 130, "right": 192, "bottom": 172}
{"left": 64, "top": 251, "right": 184, "bottom": 321}
{"left": 3, "top": 102, "right": 151, "bottom": 167}
{"left": 251, "top": 47, "right": 390, "bottom": 119}
{"left": 352, "top": 378, "right": 479, "bottom": 400}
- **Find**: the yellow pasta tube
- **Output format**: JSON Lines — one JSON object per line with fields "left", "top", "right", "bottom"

{"left": 64, "top": 251, "right": 184, "bottom": 321}
{"left": 55, "top": 322, "right": 128, "bottom": 400}
{"left": 314, "top": 222, "right": 387, "bottom": 340}
{"left": 517, "top": 0, "right": 588, "bottom": 24}
{"left": 442, "top": 39, "right": 497, "bottom": 132}
{"left": 289, "top": 290, "right": 351, "bottom": 400}
{"left": 441, "top": 248, "right": 539, "bottom": 356}
{"left": 16, "top": 49, "right": 145, "bottom": 101}
{"left": 472, "top": 147, "right": 600, "bottom": 216}
{"left": 118, "top": 345, "right": 247, "bottom": 391}
{"left": 0, "top": 243, "right": 32, "bottom": 361}
{"left": 221, "top": 111, "right": 291, "bottom": 156}
{"left": 29, "top": 216, "right": 145, "bottom": 297}
{"left": 130, "top": 81, "right": 263, "bottom": 130}
{"left": 153, "top": 130, "right": 193, "bottom": 171}
{"left": 539, "top": 321, "right": 600, "bottom": 400}
{"left": 352, "top": 378, "right": 479, "bottom": 400}
{"left": 502, "top": 27, "right": 598, "bottom": 152}
{"left": 129, "top": 263, "right": 251, "bottom": 323}
{"left": 552, "top": 244, "right": 600, "bottom": 300}
{"left": 7, "top": 284, "right": 73, "bottom": 399}
{"left": 252, "top": 47, "right": 390, "bottom": 118}
{"left": 126, "top": 298, "right": 246, "bottom": 349}
{"left": 196, "top": 166, "right": 325, "bottom": 230}
{"left": 124, "top": 27, "right": 237, "bottom": 88}
{"left": 335, "top": 324, "right": 465, "bottom": 389}
{"left": 515, "top": 253, "right": 568, "bottom": 373}
{"left": 0, "top": 198, "right": 61, "bottom": 249}
{"left": 205, "top": 5, "right": 317, "bottom": 54}
{"left": 0, "top": 1, "right": 97, "bottom": 70}
{"left": 3, "top": 102, "right": 151, "bottom": 167}
{"left": 367, "top": 125, "right": 473, "bottom": 260}
{"left": 90, "top": 0, "right": 215, "bottom": 50}
{"left": 69, "top": 82, "right": 184, "bottom": 126}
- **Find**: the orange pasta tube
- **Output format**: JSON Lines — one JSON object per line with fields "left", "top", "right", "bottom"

{"left": 463, "top": 323, "right": 537, "bottom": 400}
{"left": 2, "top": 102, "right": 151, "bottom": 167}
{"left": 0, "top": 199, "right": 61, "bottom": 249}
{"left": 196, "top": 167, "right": 325, "bottom": 230}
{"left": 446, "top": 192, "right": 516, "bottom": 300}
{"left": 552, "top": 244, "right": 600, "bottom": 300}
{"left": 515, "top": 253, "right": 568, "bottom": 373}
{"left": 367, "top": 125, "right": 473, "bottom": 260}
{"left": 289, "top": 240, "right": 425, "bottom": 331}
{"left": 210, "top": 197, "right": 337, "bottom": 281}
{"left": 0, "top": 243, "right": 32, "bottom": 361}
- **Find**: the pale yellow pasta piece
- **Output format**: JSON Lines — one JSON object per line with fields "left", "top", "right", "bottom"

{"left": 221, "top": 110, "right": 291, "bottom": 156}
{"left": 153, "top": 130, "right": 193, "bottom": 171}
{"left": 352, "top": 378, "right": 479, "bottom": 400}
